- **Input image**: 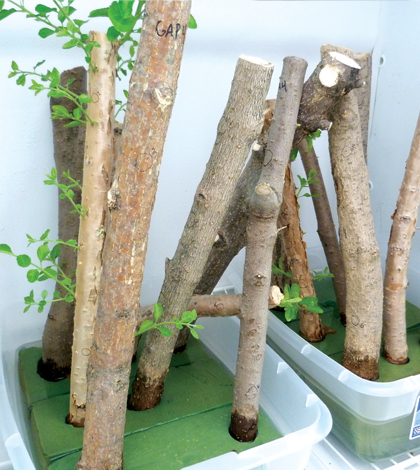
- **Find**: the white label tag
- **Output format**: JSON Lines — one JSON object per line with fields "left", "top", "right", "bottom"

{"left": 410, "top": 395, "right": 420, "bottom": 440}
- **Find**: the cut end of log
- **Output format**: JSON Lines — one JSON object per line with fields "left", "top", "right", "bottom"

{"left": 239, "top": 54, "right": 273, "bottom": 68}
{"left": 329, "top": 51, "right": 361, "bottom": 70}
{"left": 269, "top": 285, "right": 284, "bottom": 308}
{"left": 319, "top": 65, "right": 340, "bottom": 88}
{"left": 229, "top": 410, "right": 258, "bottom": 442}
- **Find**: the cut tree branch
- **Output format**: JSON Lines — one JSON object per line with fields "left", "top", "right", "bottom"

{"left": 128, "top": 54, "right": 274, "bottom": 411}
{"left": 229, "top": 57, "right": 307, "bottom": 442}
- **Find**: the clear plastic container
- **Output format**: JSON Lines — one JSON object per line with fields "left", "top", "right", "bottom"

{"left": 267, "top": 312, "right": 420, "bottom": 462}
{"left": 0, "top": 314, "right": 331, "bottom": 470}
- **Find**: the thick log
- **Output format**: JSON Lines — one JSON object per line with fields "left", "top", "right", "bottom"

{"left": 229, "top": 57, "right": 307, "bottom": 442}
{"left": 77, "top": 2, "right": 191, "bottom": 468}
{"left": 68, "top": 32, "right": 118, "bottom": 428}
{"left": 329, "top": 90, "right": 383, "bottom": 381}
{"left": 383, "top": 112, "right": 420, "bottom": 364}
{"left": 38, "top": 67, "right": 86, "bottom": 382}
{"left": 128, "top": 55, "right": 274, "bottom": 411}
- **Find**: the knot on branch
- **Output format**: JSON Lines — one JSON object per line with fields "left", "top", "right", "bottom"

{"left": 249, "top": 183, "right": 279, "bottom": 218}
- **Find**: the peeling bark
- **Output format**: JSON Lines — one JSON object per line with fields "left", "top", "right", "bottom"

{"left": 298, "top": 139, "right": 347, "bottom": 324}
{"left": 230, "top": 57, "right": 307, "bottom": 442}
{"left": 67, "top": 32, "right": 118, "bottom": 428}
{"left": 383, "top": 112, "right": 420, "bottom": 364}
{"left": 77, "top": 2, "right": 191, "bottom": 468}
{"left": 38, "top": 67, "right": 86, "bottom": 382}
{"left": 329, "top": 90, "right": 383, "bottom": 381}
{"left": 128, "top": 54, "right": 274, "bottom": 411}
{"left": 279, "top": 163, "right": 324, "bottom": 342}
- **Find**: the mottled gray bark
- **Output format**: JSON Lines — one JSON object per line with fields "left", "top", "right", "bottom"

{"left": 128, "top": 55, "right": 274, "bottom": 411}
{"left": 329, "top": 90, "right": 383, "bottom": 381}
{"left": 383, "top": 112, "right": 420, "bottom": 364}
{"left": 229, "top": 57, "right": 307, "bottom": 442}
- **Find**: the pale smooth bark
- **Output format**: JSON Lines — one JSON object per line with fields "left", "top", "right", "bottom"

{"left": 229, "top": 57, "right": 307, "bottom": 442}
{"left": 329, "top": 91, "right": 383, "bottom": 381}
{"left": 128, "top": 54, "right": 274, "bottom": 411}
{"left": 77, "top": 2, "right": 191, "bottom": 468}
{"left": 68, "top": 32, "right": 118, "bottom": 427}
{"left": 298, "top": 139, "right": 347, "bottom": 324}
{"left": 383, "top": 112, "right": 420, "bottom": 364}
{"left": 279, "top": 162, "right": 324, "bottom": 342}
{"left": 39, "top": 66, "right": 86, "bottom": 382}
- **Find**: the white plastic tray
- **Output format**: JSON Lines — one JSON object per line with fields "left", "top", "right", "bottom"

{"left": 0, "top": 306, "right": 332, "bottom": 470}
{"left": 267, "top": 311, "right": 420, "bottom": 462}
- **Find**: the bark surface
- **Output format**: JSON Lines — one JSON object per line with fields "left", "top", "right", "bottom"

{"left": 128, "top": 55, "right": 274, "bottom": 411}
{"left": 298, "top": 139, "right": 347, "bottom": 324}
{"left": 279, "top": 163, "right": 324, "bottom": 342}
{"left": 321, "top": 44, "right": 372, "bottom": 161}
{"left": 38, "top": 67, "right": 86, "bottom": 382}
{"left": 329, "top": 91, "right": 383, "bottom": 380}
{"left": 229, "top": 57, "right": 307, "bottom": 442}
{"left": 174, "top": 100, "right": 276, "bottom": 353}
{"left": 77, "top": 2, "right": 191, "bottom": 468}
{"left": 383, "top": 112, "right": 420, "bottom": 364}
{"left": 68, "top": 32, "right": 118, "bottom": 427}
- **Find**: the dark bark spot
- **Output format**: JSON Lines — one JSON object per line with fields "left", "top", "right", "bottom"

{"left": 116, "top": 309, "right": 130, "bottom": 318}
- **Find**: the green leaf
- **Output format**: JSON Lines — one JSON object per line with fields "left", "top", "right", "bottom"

{"left": 58, "top": 6, "right": 76, "bottom": 23}
{"left": 85, "top": 40, "right": 101, "bottom": 55}
{"left": 129, "top": 44, "right": 135, "bottom": 57}
{"left": 50, "top": 68, "right": 60, "bottom": 87}
{"left": 284, "top": 304, "right": 299, "bottom": 322}
{"left": 11, "top": 60, "right": 18, "bottom": 71}
{"left": 73, "top": 108, "right": 82, "bottom": 120}
{"left": 290, "top": 147, "right": 298, "bottom": 162}
{"left": 64, "top": 294, "right": 74, "bottom": 303}
{"left": 37, "top": 244, "right": 50, "bottom": 262}
{"left": 66, "top": 20, "right": 78, "bottom": 34}
{"left": 89, "top": 7, "right": 109, "bottom": 18}
{"left": 34, "top": 60, "right": 46, "bottom": 70}
{"left": 17, "top": 254, "right": 31, "bottom": 268}
{"left": 53, "top": 291, "right": 61, "bottom": 298}
{"left": 157, "top": 326, "right": 172, "bottom": 337}
{"left": 0, "top": 8, "right": 16, "bottom": 21}
{"left": 27, "top": 269, "right": 39, "bottom": 283}
{"left": 51, "top": 105, "right": 72, "bottom": 118}
{"left": 41, "top": 289, "right": 48, "bottom": 300}
{"left": 138, "top": 319, "right": 154, "bottom": 335}
{"left": 188, "top": 14, "right": 197, "bottom": 29}
{"left": 308, "top": 169, "right": 317, "bottom": 179}
{"left": 181, "top": 309, "right": 197, "bottom": 324}
{"left": 0, "top": 1, "right": 4, "bottom": 11}
{"left": 78, "top": 93, "right": 92, "bottom": 104}
{"left": 73, "top": 19, "right": 87, "bottom": 27}
{"left": 47, "top": 89, "right": 68, "bottom": 98}
{"left": 0, "top": 243, "right": 13, "bottom": 254}
{"left": 35, "top": 4, "right": 56, "bottom": 14}
{"left": 24, "top": 305, "right": 31, "bottom": 313}
{"left": 153, "top": 303, "right": 163, "bottom": 321}
{"left": 38, "top": 301, "right": 46, "bottom": 313}
{"left": 304, "top": 305, "right": 324, "bottom": 314}
{"left": 109, "top": 1, "right": 137, "bottom": 32}
{"left": 50, "top": 244, "right": 61, "bottom": 262}
{"left": 24, "top": 290, "right": 35, "bottom": 304}
{"left": 299, "top": 296, "right": 318, "bottom": 306}
{"left": 190, "top": 329, "right": 199, "bottom": 339}
{"left": 38, "top": 27, "right": 55, "bottom": 38}
{"left": 16, "top": 75, "right": 26, "bottom": 86}
{"left": 40, "top": 229, "right": 50, "bottom": 240}
{"left": 106, "top": 25, "right": 120, "bottom": 42}
{"left": 43, "top": 266, "right": 57, "bottom": 280}
{"left": 64, "top": 121, "right": 83, "bottom": 128}
{"left": 290, "top": 283, "right": 301, "bottom": 299}
{"left": 62, "top": 38, "right": 78, "bottom": 49}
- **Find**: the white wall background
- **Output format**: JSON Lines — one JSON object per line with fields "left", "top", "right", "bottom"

{"left": 1, "top": 0, "right": 420, "bottom": 467}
